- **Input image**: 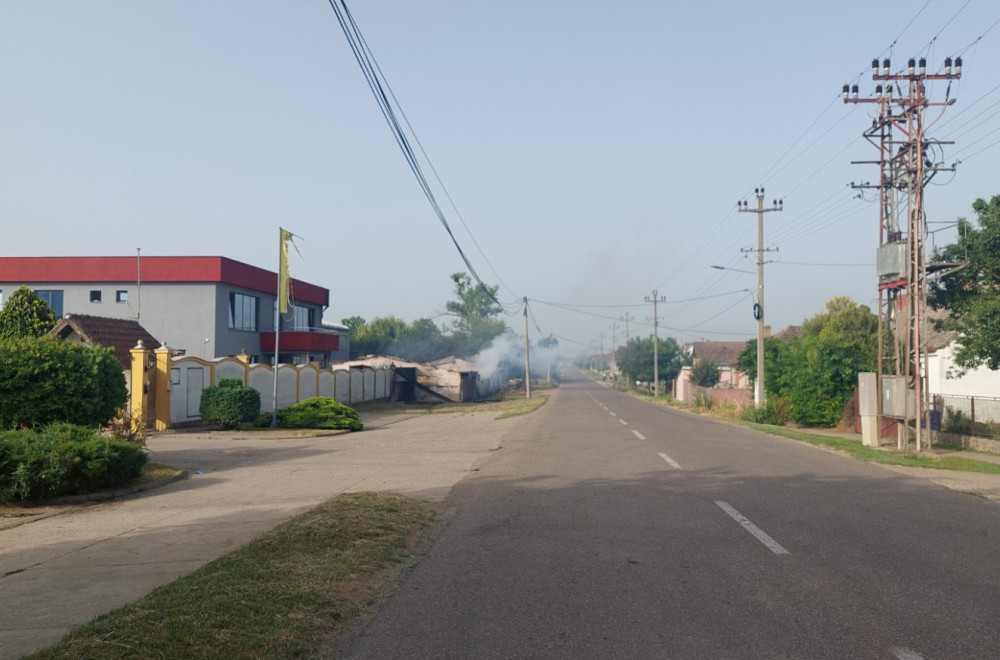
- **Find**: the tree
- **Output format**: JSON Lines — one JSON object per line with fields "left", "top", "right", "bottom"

{"left": 930, "top": 194, "right": 1000, "bottom": 371}
{"left": 445, "top": 272, "right": 506, "bottom": 357}
{"left": 0, "top": 337, "right": 127, "bottom": 428}
{"left": 615, "top": 336, "right": 684, "bottom": 385}
{"left": 737, "top": 297, "right": 879, "bottom": 426}
{"left": 690, "top": 359, "right": 721, "bottom": 387}
{"left": 0, "top": 286, "right": 57, "bottom": 339}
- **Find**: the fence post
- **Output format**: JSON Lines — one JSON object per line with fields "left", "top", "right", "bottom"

{"left": 971, "top": 396, "right": 976, "bottom": 431}
{"left": 154, "top": 345, "right": 173, "bottom": 431}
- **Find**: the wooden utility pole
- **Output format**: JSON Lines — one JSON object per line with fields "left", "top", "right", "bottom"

{"left": 645, "top": 290, "right": 666, "bottom": 397}
{"left": 738, "top": 189, "right": 782, "bottom": 408}
{"left": 523, "top": 296, "right": 531, "bottom": 398}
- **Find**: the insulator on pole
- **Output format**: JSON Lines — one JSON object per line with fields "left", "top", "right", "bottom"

{"left": 851, "top": 84, "right": 859, "bottom": 99}
{"left": 908, "top": 58, "right": 915, "bottom": 75}
{"left": 842, "top": 84, "right": 850, "bottom": 100}
{"left": 871, "top": 58, "right": 879, "bottom": 78}
{"left": 882, "top": 58, "right": 891, "bottom": 77}
{"left": 944, "top": 57, "right": 952, "bottom": 75}
{"left": 955, "top": 56, "right": 962, "bottom": 75}
{"left": 918, "top": 58, "right": 926, "bottom": 75}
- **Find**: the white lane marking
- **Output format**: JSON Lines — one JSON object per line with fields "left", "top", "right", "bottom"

{"left": 714, "top": 501, "right": 789, "bottom": 556}
{"left": 632, "top": 430, "right": 646, "bottom": 440}
{"left": 619, "top": 419, "right": 628, "bottom": 426}
{"left": 891, "top": 649, "right": 924, "bottom": 660}
{"left": 658, "top": 452, "right": 682, "bottom": 469}
{"left": 609, "top": 412, "right": 617, "bottom": 417}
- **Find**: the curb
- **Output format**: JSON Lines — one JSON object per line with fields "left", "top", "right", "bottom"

{"left": 1, "top": 471, "right": 190, "bottom": 529}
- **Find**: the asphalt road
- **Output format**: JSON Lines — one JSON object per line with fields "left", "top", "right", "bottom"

{"left": 343, "top": 370, "right": 1000, "bottom": 659}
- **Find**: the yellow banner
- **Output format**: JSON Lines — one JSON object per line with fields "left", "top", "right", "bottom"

{"left": 279, "top": 228, "right": 292, "bottom": 314}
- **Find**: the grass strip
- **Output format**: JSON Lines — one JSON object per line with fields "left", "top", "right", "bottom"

{"left": 354, "top": 392, "right": 550, "bottom": 420}
{"left": 27, "top": 492, "right": 434, "bottom": 659}
{"left": 735, "top": 421, "right": 1000, "bottom": 474}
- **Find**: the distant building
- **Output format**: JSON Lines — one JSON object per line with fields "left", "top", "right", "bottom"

{"left": 0, "top": 256, "right": 349, "bottom": 366}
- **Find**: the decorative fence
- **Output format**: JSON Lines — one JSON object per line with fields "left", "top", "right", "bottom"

{"left": 130, "top": 344, "right": 393, "bottom": 430}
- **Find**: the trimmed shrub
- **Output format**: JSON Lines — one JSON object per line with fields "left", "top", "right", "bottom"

{"left": 277, "top": 397, "right": 363, "bottom": 431}
{"left": 0, "top": 424, "right": 148, "bottom": 503}
{"left": 0, "top": 336, "right": 127, "bottom": 429}
{"left": 200, "top": 378, "right": 261, "bottom": 429}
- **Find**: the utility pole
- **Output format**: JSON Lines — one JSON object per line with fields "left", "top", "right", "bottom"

{"left": 844, "top": 55, "right": 961, "bottom": 451}
{"left": 609, "top": 322, "right": 619, "bottom": 377}
{"left": 523, "top": 296, "right": 531, "bottom": 399}
{"left": 620, "top": 313, "right": 633, "bottom": 388}
{"left": 621, "top": 313, "right": 633, "bottom": 344}
{"left": 599, "top": 332, "right": 605, "bottom": 375}
{"left": 645, "top": 290, "right": 666, "bottom": 397}
{"left": 738, "top": 189, "right": 782, "bottom": 408}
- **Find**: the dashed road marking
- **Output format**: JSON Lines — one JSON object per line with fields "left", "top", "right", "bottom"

{"left": 619, "top": 419, "right": 628, "bottom": 425}
{"left": 632, "top": 430, "right": 646, "bottom": 440}
{"left": 891, "top": 649, "right": 923, "bottom": 660}
{"left": 658, "top": 452, "right": 682, "bottom": 469}
{"left": 609, "top": 412, "right": 617, "bottom": 417}
{"left": 715, "top": 501, "right": 789, "bottom": 556}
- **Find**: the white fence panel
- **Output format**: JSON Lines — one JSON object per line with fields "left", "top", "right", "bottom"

{"left": 335, "top": 370, "right": 350, "bottom": 402}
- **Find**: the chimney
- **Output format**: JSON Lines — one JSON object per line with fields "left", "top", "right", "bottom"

{"left": 764, "top": 325, "right": 772, "bottom": 339}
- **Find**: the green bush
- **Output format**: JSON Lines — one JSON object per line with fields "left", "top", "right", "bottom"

{"left": 741, "top": 397, "right": 792, "bottom": 426}
{"left": 200, "top": 378, "right": 261, "bottom": 429}
{"left": 944, "top": 406, "right": 973, "bottom": 435}
{"left": 0, "top": 424, "right": 148, "bottom": 503}
{"left": 0, "top": 336, "right": 127, "bottom": 429}
{"left": 277, "top": 398, "right": 363, "bottom": 431}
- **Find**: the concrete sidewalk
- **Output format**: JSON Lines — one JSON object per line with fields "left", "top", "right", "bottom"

{"left": 0, "top": 410, "right": 522, "bottom": 659}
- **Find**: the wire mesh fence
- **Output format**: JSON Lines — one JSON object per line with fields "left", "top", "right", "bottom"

{"left": 933, "top": 394, "right": 1000, "bottom": 439}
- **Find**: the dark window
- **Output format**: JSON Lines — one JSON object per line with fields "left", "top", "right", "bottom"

{"left": 34, "top": 289, "right": 64, "bottom": 318}
{"left": 229, "top": 293, "right": 258, "bottom": 331}
{"left": 116, "top": 290, "right": 128, "bottom": 303}
{"left": 90, "top": 290, "right": 102, "bottom": 303}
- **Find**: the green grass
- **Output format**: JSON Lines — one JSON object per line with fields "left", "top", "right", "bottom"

{"left": 27, "top": 492, "right": 434, "bottom": 659}
{"left": 735, "top": 420, "right": 1000, "bottom": 474}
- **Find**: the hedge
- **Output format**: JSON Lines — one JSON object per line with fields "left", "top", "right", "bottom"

{"left": 270, "top": 398, "right": 363, "bottom": 431}
{"left": 0, "top": 336, "right": 127, "bottom": 429}
{"left": 200, "top": 378, "right": 261, "bottom": 429}
{"left": 0, "top": 424, "right": 148, "bottom": 503}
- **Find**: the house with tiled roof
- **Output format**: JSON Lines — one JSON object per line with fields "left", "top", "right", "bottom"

{"left": 49, "top": 314, "right": 160, "bottom": 369}
{"left": 674, "top": 338, "right": 753, "bottom": 405}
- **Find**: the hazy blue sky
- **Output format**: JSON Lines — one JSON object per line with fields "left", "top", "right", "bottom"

{"left": 3, "top": 1, "right": 999, "bottom": 353}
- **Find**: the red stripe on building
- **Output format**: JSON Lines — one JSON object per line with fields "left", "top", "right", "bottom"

{"left": 0, "top": 256, "right": 328, "bottom": 307}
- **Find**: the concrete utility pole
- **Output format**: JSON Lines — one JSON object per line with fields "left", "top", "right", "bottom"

{"left": 738, "top": 189, "right": 782, "bottom": 408}
{"left": 621, "top": 313, "right": 633, "bottom": 344}
{"left": 598, "top": 332, "right": 605, "bottom": 374}
{"left": 523, "top": 296, "right": 531, "bottom": 399}
{"left": 609, "top": 322, "right": 619, "bottom": 376}
{"left": 844, "top": 55, "right": 961, "bottom": 451}
{"left": 645, "top": 290, "right": 666, "bottom": 397}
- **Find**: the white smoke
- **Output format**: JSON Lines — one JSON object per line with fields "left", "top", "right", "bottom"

{"left": 472, "top": 333, "right": 522, "bottom": 380}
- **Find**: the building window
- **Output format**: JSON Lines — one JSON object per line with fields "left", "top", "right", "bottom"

{"left": 229, "top": 293, "right": 258, "bottom": 331}
{"left": 116, "top": 290, "right": 129, "bottom": 303}
{"left": 34, "top": 289, "right": 64, "bottom": 318}
{"left": 90, "top": 290, "right": 102, "bottom": 303}
{"left": 279, "top": 305, "right": 316, "bottom": 331}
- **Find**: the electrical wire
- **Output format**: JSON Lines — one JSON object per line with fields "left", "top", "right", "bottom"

{"left": 326, "top": 1, "right": 507, "bottom": 308}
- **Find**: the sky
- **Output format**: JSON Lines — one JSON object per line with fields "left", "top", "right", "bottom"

{"left": 3, "top": 1, "right": 1000, "bottom": 355}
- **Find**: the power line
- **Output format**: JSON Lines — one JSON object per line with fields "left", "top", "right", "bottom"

{"left": 326, "top": 1, "right": 507, "bottom": 307}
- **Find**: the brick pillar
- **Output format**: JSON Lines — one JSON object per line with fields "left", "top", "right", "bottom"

{"left": 154, "top": 345, "right": 173, "bottom": 431}
{"left": 129, "top": 341, "right": 155, "bottom": 431}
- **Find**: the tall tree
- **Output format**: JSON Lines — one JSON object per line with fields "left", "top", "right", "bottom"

{"left": 615, "top": 336, "right": 684, "bottom": 385}
{"left": 738, "top": 297, "right": 878, "bottom": 426}
{"left": 690, "top": 359, "right": 721, "bottom": 387}
{"left": 0, "top": 286, "right": 57, "bottom": 340}
{"left": 929, "top": 194, "right": 1000, "bottom": 371}
{"left": 445, "top": 272, "right": 506, "bottom": 356}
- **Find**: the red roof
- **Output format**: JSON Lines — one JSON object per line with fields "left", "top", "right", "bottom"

{"left": 0, "top": 256, "right": 328, "bottom": 307}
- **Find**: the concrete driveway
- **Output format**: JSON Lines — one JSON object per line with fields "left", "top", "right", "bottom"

{"left": 0, "top": 409, "right": 523, "bottom": 659}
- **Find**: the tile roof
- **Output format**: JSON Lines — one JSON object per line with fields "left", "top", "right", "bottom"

{"left": 49, "top": 314, "right": 160, "bottom": 368}
{"left": 689, "top": 341, "right": 748, "bottom": 367}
